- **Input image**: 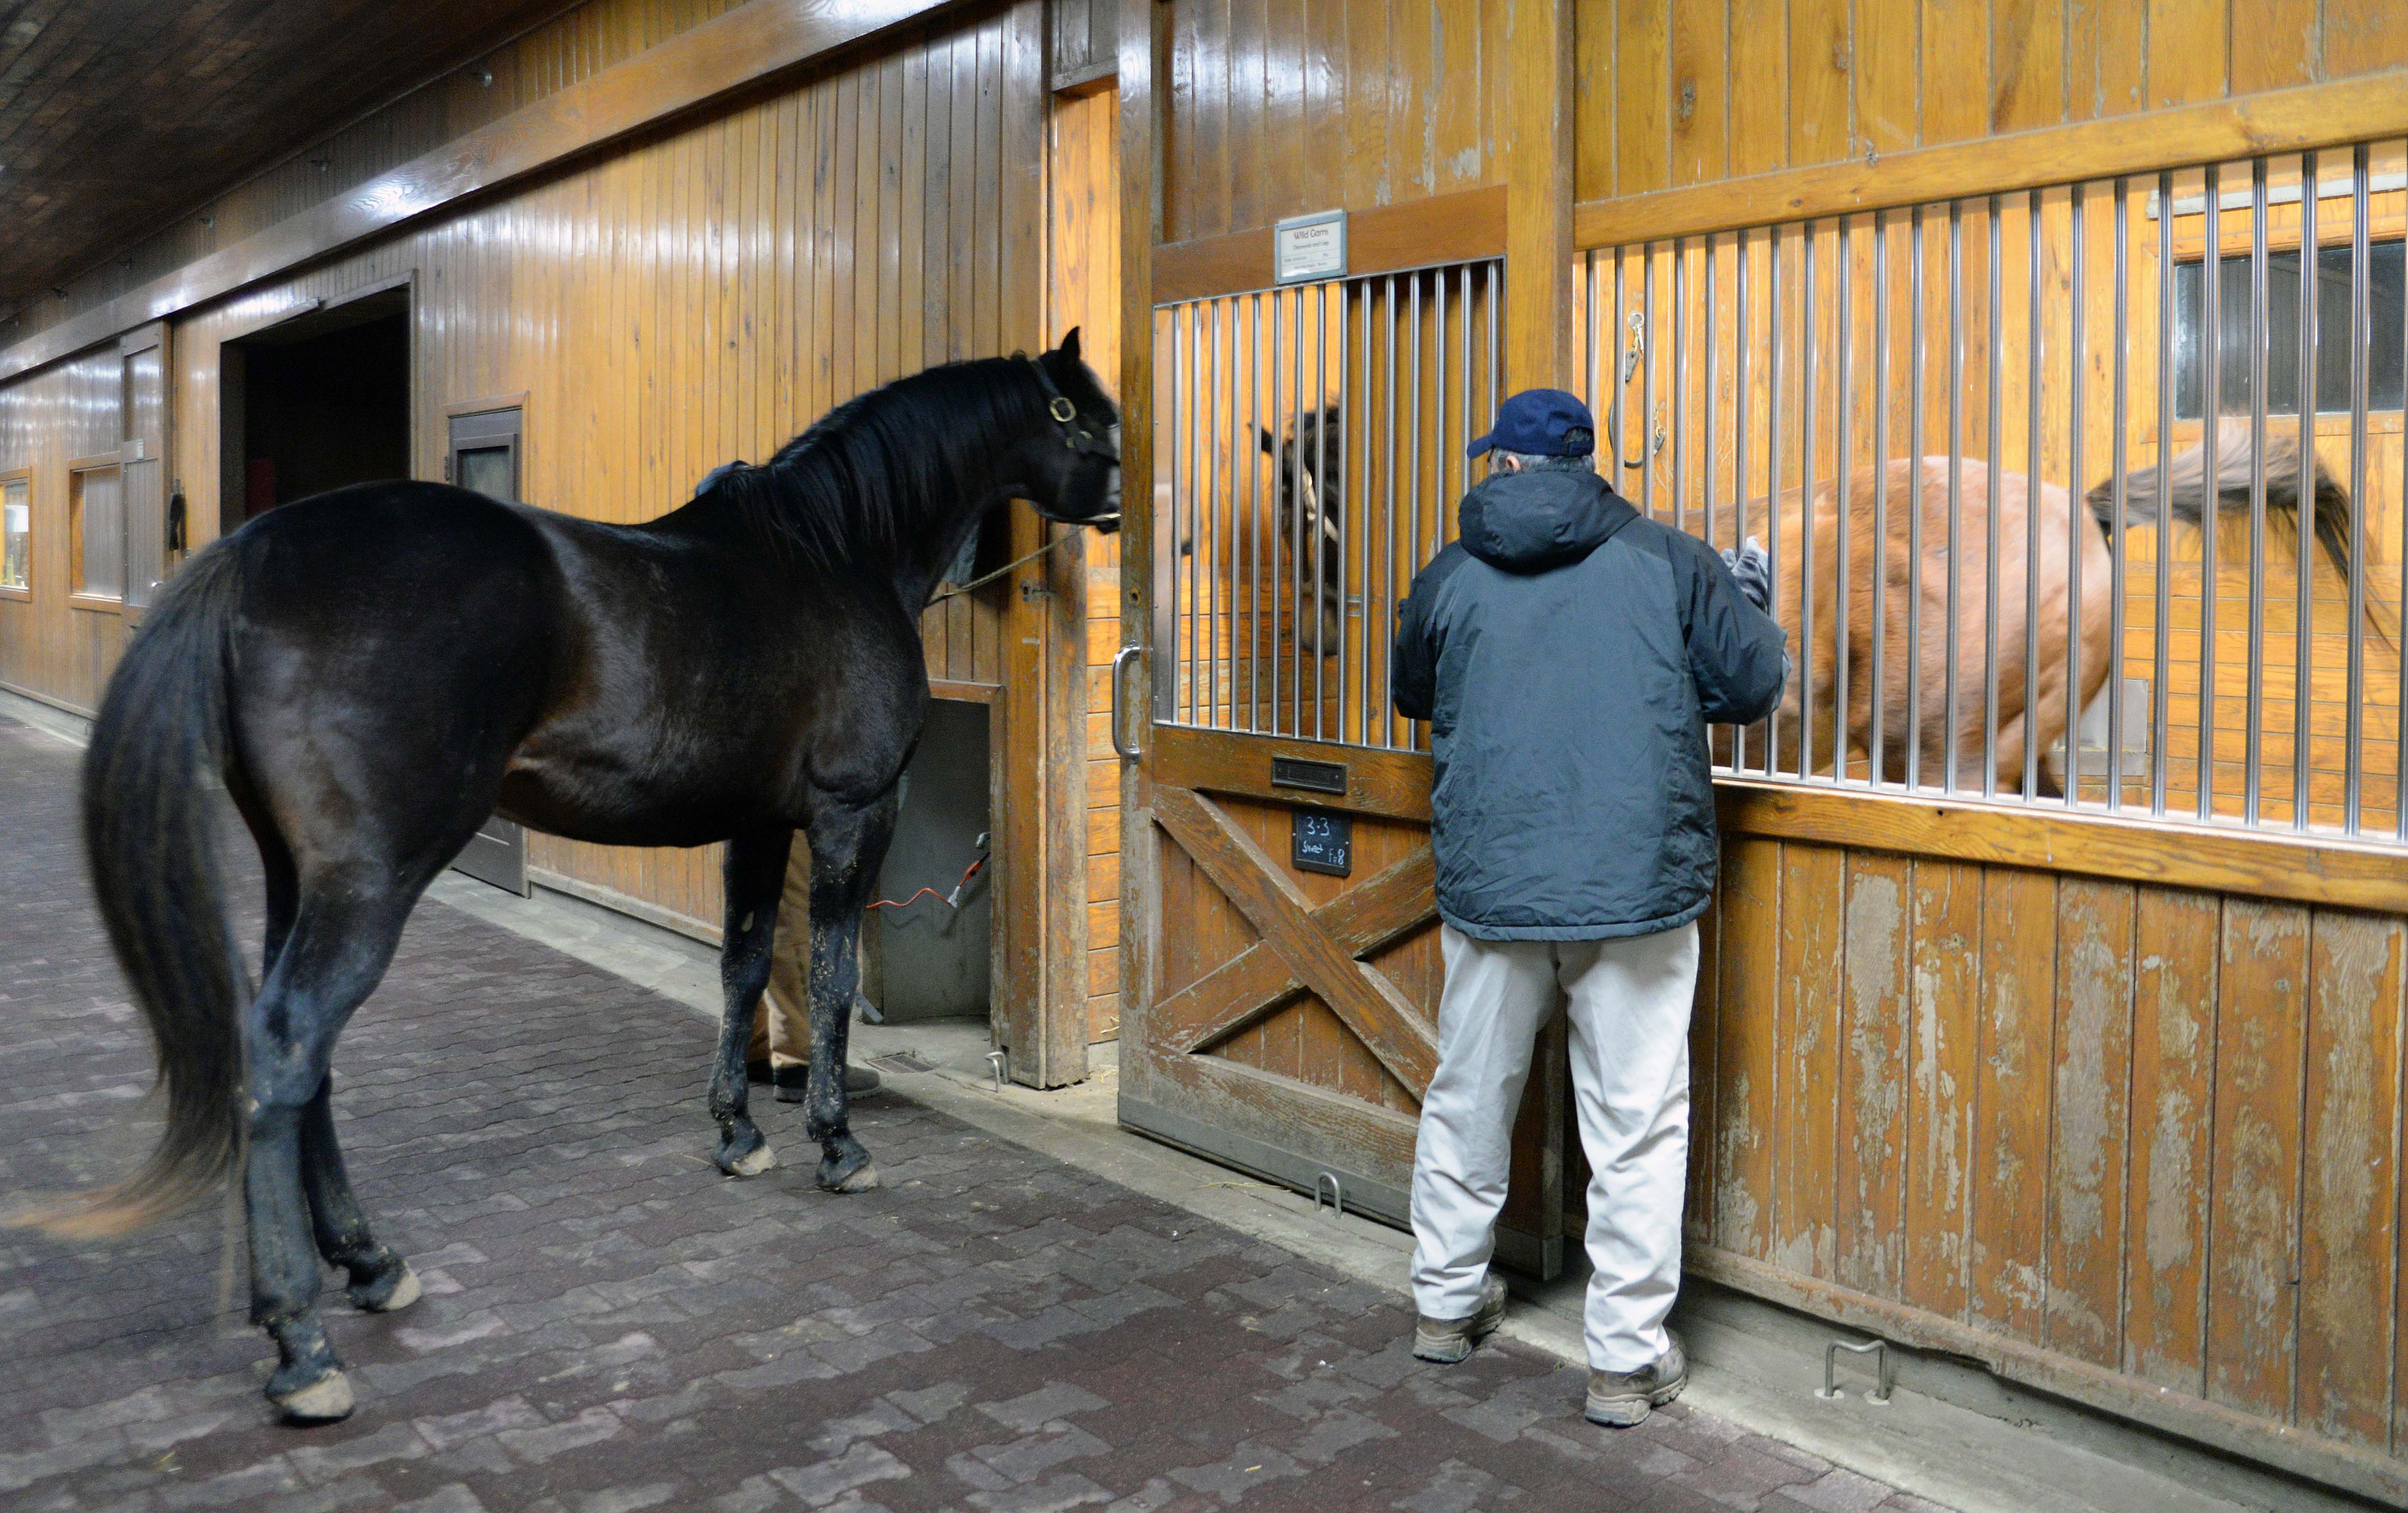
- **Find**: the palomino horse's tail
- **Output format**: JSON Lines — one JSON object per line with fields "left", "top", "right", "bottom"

{"left": 2086, "top": 417, "right": 2396, "bottom": 650}
{"left": 27, "top": 545, "right": 251, "bottom": 1237}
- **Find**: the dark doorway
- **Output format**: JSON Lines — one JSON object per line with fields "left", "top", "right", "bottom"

{"left": 219, "top": 285, "right": 410, "bottom": 535}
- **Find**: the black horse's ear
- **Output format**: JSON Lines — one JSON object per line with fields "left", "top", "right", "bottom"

{"left": 1058, "top": 326, "right": 1081, "bottom": 361}
{"left": 1258, "top": 426, "right": 1279, "bottom": 456}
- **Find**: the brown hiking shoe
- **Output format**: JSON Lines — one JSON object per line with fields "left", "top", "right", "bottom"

{"left": 1584, "top": 1334, "right": 1688, "bottom": 1427}
{"left": 1412, "top": 1274, "right": 1509, "bottom": 1364}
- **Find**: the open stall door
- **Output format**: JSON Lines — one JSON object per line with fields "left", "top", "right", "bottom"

{"left": 1118, "top": 256, "right": 1563, "bottom": 1277}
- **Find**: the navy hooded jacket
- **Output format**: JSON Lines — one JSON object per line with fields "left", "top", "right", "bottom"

{"left": 1391, "top": 467, "right": 1788, "bottom": 940}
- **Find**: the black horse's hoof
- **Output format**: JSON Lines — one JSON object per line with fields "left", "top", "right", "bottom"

{"left": 347, "top": 1256, "right": 421, "bottom": 1313}
{"left": 714, "top": 1124, "right": 776, "bottom": 1177}
{"left": 269, "top": 1368, "right": 354, "bottom": 1424}
{"left": 817, "top": 1143, "right": 879, "bottom": 1193}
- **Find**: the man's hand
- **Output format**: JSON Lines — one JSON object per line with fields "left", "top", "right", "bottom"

{"left": 1720, "top": 535, "right": 1773, "bottom": 614}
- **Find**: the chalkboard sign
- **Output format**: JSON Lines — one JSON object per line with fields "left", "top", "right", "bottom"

{"left": 1291, "top": 809, "right": 1352, "bottom": 877}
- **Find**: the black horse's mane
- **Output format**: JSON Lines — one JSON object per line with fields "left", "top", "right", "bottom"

{"left": 695, "top": 356, "right": 1047, "bottom": 575}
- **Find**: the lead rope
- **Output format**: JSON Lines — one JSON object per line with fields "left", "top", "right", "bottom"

{"left": 924, "top": 532, "right": 1075, "bottom": 607}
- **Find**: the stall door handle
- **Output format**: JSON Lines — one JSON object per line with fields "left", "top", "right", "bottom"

{"left": 1110, "top": 644, "right": 1143, "bottom": 760}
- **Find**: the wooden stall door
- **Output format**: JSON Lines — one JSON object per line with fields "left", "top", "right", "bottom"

{"left": 1122, "top": 728, "right": 1563, "bottom": 1274}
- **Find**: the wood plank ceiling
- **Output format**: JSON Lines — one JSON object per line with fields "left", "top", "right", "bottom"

{"left": 0, "top": 0, "right": 577, "bottom": 314}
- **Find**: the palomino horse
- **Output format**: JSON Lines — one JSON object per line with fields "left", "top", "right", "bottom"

{"left": 48, "top": 335, "right": 1120, "bottom": 1423}
{"left": 1717, "top": 419, "right": 2367, "bottom": 790}
{"left": 1255, "top": 409, "right": 2366, "bottom": 793}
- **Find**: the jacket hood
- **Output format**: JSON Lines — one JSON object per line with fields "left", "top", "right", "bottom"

{"left": 1456, "top": 469, "right": 1638, "bottom": 573}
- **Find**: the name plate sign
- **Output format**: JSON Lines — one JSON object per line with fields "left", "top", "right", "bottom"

{"left": 1292, "top": 809, "right": 1353, "bottom": 877}
{"left": 1274, "top": 209, "right": 1347, "bottom": 284}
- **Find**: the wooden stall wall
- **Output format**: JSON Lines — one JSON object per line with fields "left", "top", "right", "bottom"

{"left": 0, "top": 352, "right": 126, "bottom": 711}
{"left": 1581, "top": 0, "right": 2408, "bottom": 201}
{"left": 1677, "top": 804, "right": 2408, "bottom": 1497}
{"left": 1157, "top": 0, "right": 1511, "bottom": 244}
{"left": 129, "top": 0, "right": 1043, "bottom": 939}
{"left": 1053, "top": 81, "right": 1128, "bottom": 1044}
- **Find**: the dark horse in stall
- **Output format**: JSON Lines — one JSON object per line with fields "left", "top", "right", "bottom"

{"left": 40, "top": 334, "right": 1120, "bottom": 1423}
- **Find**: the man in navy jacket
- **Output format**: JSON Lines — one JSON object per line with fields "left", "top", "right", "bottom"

{"left": 1393, "top": 388, "right": 1785, "bottom": 1427}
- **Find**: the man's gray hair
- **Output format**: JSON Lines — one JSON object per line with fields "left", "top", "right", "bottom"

{"left": 1496, "top": 450, "right": 1595, "bottom": 474}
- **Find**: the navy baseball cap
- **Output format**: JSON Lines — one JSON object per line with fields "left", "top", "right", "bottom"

{"left": 1465, "top": 388, "right": 1595, "bottom": 459}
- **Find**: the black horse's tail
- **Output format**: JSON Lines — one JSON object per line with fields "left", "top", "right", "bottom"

{"left": 2086, "top": 417, "right": 2397, "bottom": 651}
{"left": 34, "top": 545, "right": 251, "bottom": 1237}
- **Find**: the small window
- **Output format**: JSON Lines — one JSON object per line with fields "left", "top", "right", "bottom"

{"left": 2173, "top": 239, "right": 2406, "bottom": 418}
{"left": 458, "top": 444, "right": 515, "bottom": 502}
{"left": 71, "top": 462, "right": 124, "bottom": 600}
{"left": 2, "top": 476, "right": 27, "bottom": 591}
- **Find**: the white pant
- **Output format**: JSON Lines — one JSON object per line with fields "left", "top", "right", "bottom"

{"left": 1409, "top": 921, "right": 1699, "bottom": 1372}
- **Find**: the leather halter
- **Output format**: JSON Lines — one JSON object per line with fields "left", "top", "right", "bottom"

{"left": 1025, "top": 355, "right": 1119, "bottom": 463}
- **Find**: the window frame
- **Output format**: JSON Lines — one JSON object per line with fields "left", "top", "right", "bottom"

{"left": 0, "top": 466, "right": 30, "bottom": 601}
{"left": 2166, "top": 186, "right": 2407, "bottom": 427}
{"left": 66, "top": 452, "right": 125, "bottom": 613}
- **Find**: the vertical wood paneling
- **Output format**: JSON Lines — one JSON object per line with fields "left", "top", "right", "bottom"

{"left": 1714, "top": 836, "right": 1783, "bottom": 1259}
{"left": 2124, "top": 885, "right": 2220, "bottom": 1393}
{"left": 2206, "top": 898, "right": 2308, "bottom": 1420}
{"left": 1905, "top": 857, "right": 1981, "bottom": 1320}
{"left": 2299, "top": 910, "right": 2402, "bottom": 1448}
{"left": 1971, "top": 865, "right": 2055, "bottom": 1341}
{"left": 2044, "top": 875, "right": 2134, "bottom": 1367}
{"left": 1839, "top": 852, "right": 1911, "bottom": 1299}
{"left": 1775, "top": 843, "right": 1845, "bottom": 1277}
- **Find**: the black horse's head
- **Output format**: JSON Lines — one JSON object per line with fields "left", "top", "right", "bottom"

{"left": 1014, "top": 328, "right": 1122, "bottom": 532}
{"left": 1260, "top": 405, "right": 1345, "bottom": 653}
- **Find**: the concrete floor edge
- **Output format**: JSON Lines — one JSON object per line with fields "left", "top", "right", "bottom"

{"left": 429, "top": 869, "right": 2370, "bottom": 1513}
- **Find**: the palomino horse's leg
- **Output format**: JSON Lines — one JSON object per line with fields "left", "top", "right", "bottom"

{"left": 710, "top": 828, "right": 794, "bottom": 1177}
{"left": 803, "top": 792, "right": 899, "bottom": 1193}
{"left": 243, "top": 888, "right": 418, "bottom": 1424}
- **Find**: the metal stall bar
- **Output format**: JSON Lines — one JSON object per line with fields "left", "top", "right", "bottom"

{"left": 1313, "top": 280, "right": 1330, "bottom": 740}
{"left": 1354, "top": 278, "right": 1369, "bottom": 746}
{"left": 1289, "top": 284, "right": 1307, "bottom": 737}
{"left": 2154, "top": 171, "right": 2176, "bottom": 816}
{"left": 1644, "top": 241, "right": 1659, "bottom": 521}
{"left": 1945, "top": 199, "right": 1965, "bottom": 793}
{"left": 1872, "top": 213, "right": 1890, "bottom": 782}
{"left": 1983, "top": 196, "right": 2003, "bottom": 798}
{"left": 2346, "top": 143, "right": 2372, "bottom": 832}
{"left": 2198, "top": 163, "right": 2221, "bottom": 820}
{"left": 1766, "top": 224, "right": 1785, "bottom": 777}
{"left": 1703, "top": 237, "right": 1719, "bottom": 553}
{"left": 2024, "top": 190, "right": 2046, "bottom": 800}
{"left": 1733, "top": 230, "right": 1753, "bottom": 773}
{"left": 1175, "top": 303, "right": 1192, "bottom": 724}
{"left": 1383, "top": 275, "right": 1400, "bottom": 748}
{"left": 2065, "top": 183, "right": 2086, "bottom": 810}
{"left": 2108, "top": 178, "right": 2131, "bottom": 809}
{"left": 1675, "top": 240, "right": 1690, "bottom": 537}
{"left": 1800, "top": 221, "right": 1818, "bottom": 779}
{"left": 1248, "top": 293, "right": 1265, "bottom": 733}
{"left": 1409, "top": 273, "right": 1423, "bottom": 749}
{"left": 1205, "top": 299, "right": 1222, "bottom": 729}
{"left": 1436, "top": 266, "right": 1451, "bottom": 552}
{"left": 2294, "top": 153, "right": 2318, "bottom": 825}
{"left": 2245, "top": 160, "right": 2270, "bottom": 824}
{"left": 1908, "top": 206, "right": 1926, "bottom": 790}
{"left": 1835, "top": 218, "right": 1853, "bottom": 781}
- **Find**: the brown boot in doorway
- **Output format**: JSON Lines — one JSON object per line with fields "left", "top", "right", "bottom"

{"left": 1412, "top": 1274, "right": 1509, "bottom": 1364}
{"left": 1584, "top": 1334, "right": 1688, "bottom": 1427}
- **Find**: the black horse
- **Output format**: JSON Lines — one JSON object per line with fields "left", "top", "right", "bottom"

{"left": 54, "top": 333, "right": 1119, "bottom": 1423}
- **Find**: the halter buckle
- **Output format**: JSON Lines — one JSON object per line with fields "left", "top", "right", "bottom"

{"left": 1049, "top": 396, "right": 1077, "bottom": 424}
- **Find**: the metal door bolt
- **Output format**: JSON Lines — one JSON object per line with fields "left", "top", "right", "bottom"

{"left": 1816, "top": 1337, "right": 1893, "bottom": 1404}
{"left": 985, "top": 1050, "right": 1008, "bottom": 1092}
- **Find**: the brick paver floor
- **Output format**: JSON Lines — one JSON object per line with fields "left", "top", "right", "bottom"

{"left": 0, "top": 711, "right": 1940, "bottom": 1513}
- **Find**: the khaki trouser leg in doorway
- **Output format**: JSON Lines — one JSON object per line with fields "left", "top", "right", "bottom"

{"left": 1409, "top": 921, "right": 1699, "bottom": 1373}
